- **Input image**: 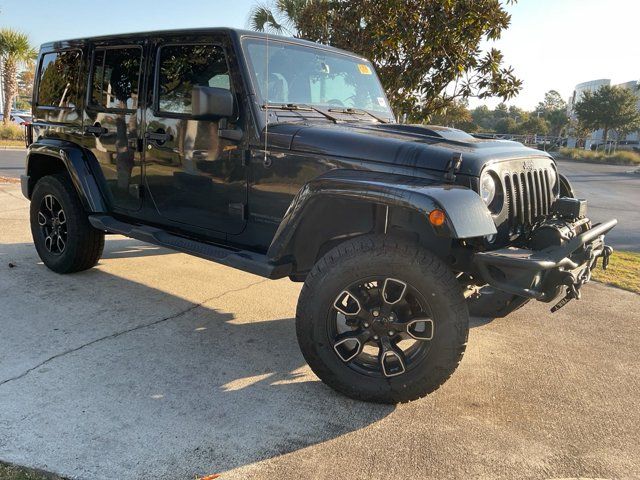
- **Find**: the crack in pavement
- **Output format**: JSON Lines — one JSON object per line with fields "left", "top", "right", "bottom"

{"left": 0, "top": 278, "right": 269, "bottom": 388}
{"left": 0, "top": 186, "right": 26, "bottom": 201}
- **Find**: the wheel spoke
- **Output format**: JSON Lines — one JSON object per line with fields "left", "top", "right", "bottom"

{"left": 45, "top": 235, "right": 53, "bottom": 252}
{"left": 378, "top": 336, "right": 406, "bottom": 377}
{"left": 37, "top": 211, "right": 48, "bottom": 226}
{"left": 57, "top": 209, "right": 66, "bottom": 224}
{"left": 44, "top": 195, "right": 54, "bottom": 213}
{"left": 334, "top": 290, "right": 362, "bottom": 317}
{"left": 382, "top": 278, "right": 407, "bottom": 305}
{"left": 333, "top": 329, "right": 369, "bottom": 362}
{"left": 56, "top": 235, "right": 66, "bottom": 253}
{"left": 404, "top": 317, "right": 434, "bottom": 341}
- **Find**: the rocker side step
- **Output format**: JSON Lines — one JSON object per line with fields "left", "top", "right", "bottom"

{"left": 88, "top": 215, "right": 292, "bottom": 279}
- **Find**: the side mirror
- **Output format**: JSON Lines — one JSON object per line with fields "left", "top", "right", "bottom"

{"left": 192, "top": 86, "right": 234, "bottom": 120}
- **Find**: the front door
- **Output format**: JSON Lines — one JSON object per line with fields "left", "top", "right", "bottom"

{"left": 83, "top": 42, "right": 145, "bottom": 212}
{"left": 142, "top": 38, "right": 247, "bottom": 235}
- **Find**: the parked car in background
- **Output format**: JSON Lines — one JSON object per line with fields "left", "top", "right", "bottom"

{"left": 0, "top": 112, "right": 32, "bottom": 126}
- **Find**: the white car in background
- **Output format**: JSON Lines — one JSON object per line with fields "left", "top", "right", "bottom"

{"left": 0, "top": 112, "right": 32, "bottom": 125}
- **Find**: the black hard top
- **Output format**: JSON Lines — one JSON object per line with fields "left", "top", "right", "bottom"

{"left": 40, "top": 27, "right": 364, "bottom": 59}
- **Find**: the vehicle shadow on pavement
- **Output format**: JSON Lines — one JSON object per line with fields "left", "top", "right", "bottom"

{"left": 0, "top": 247, "right": 395, "bottom": 479}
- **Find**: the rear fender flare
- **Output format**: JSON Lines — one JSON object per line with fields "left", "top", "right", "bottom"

{"left": 26, "top": 140, "right": 108, "bottom": 213}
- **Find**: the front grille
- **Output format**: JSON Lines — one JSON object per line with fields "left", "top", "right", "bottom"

{"left": 504, "top": 168, "right": 554, "bottom": 232}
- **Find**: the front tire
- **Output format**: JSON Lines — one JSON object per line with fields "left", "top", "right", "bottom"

{"left": 296, "top": 235, "right": 469, "bottom": 404}
{"left": 30, "top": 174, "right": 105, "bottom": 273}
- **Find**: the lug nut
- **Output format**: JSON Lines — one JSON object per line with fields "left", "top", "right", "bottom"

{"left": 373, "top": 335, "right": 379, "bottom": 340}
{"left": 388, "top": 330, "right": 395, "bottom": 336}
{"left": 363, "top": 322, "right": 369, "bottom": 328}
{"left": 373, "top": 310, "right": 379, "bottom": 317}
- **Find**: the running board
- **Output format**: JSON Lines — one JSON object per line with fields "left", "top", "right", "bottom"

{"left": 88, "top": 215, "right": 292, "bottom": 279}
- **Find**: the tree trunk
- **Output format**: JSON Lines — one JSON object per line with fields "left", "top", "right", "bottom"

{"left": 602, "top": 126, "right": 609, "bottom": 153}
{"left": 2, "top": 57, "right": 18, "bottom": 126}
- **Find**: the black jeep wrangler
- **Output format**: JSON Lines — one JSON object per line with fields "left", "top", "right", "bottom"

{"left": 22, "top": 28, "right": 616, "bottom": 403}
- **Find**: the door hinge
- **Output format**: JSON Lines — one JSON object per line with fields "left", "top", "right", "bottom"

{"left": 229, "top": 202, "right": 247, "bottom": 219}
{"left": 136, "top": 138, "right": 144, "bottom": 153}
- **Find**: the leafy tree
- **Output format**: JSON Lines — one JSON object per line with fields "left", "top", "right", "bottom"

{"left": 495, "top": 117, "right": 517, "bottom": 134}
{"left": 535, "top": 90, "right": 567, "bottom": 136}
{"left": 0, "top": 29, "right": 36, "bottom": 124}
{"left": 574, "top": 85, "right": 640, "bottom": 145}
{"left": 428, "top": 99, "right": 472, "bottom": 128}
{"left": 516, "top": 115, "right": 549, "bottom": 135}
{"left": 16, "top": 63, "right": 34, "bottom": 110}
{"left": 249, "top": 0, "right": 522, "bottom": 119}
{"left": 471, "top": 105, "right": 494, "bottom": 131}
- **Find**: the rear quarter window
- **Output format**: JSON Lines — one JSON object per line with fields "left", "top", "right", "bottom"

{"left": 37, "top": 49, "right": 83, "bottom": 109}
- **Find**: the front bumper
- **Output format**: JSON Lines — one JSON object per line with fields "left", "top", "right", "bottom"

{"left": 474, "top": 218, "right": 617, "bottom": 305}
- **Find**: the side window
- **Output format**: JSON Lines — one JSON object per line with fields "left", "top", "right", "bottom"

{"left": 157, "top": 44, "right": 230, "bottom": 115}
{"left": 90, "top": 47, "right": 142, "bottom": 110}
{"left": 37, "top": 50, "right": 82, "bottom": 108}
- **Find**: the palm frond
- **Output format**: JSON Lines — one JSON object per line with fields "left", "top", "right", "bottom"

{"left": 249, "top": 4, "right": 285, "bottom": 33}
{"left": 0, "top": 28, "right": 36, "bottom": 63}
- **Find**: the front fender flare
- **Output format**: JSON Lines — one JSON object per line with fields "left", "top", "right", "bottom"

{"left": 26, "top": 140, "right": 108, "bottom": 213}
{"left": 267, "top": 170, "right": 496, "bottom": 262}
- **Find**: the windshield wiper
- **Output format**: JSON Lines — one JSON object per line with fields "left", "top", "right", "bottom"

{"left": 328, "top": 107, "right": 389, "bottom": 124}
{"left": 262, "top": 103, "right": 340, "bottom": 123}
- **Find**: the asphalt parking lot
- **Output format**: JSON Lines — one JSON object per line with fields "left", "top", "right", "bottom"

{"left": 1, "top": 154, "right": 639, "bottom": 479}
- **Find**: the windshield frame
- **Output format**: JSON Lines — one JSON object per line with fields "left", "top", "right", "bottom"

{"left": 240, "top": 35, "right": 395, "bottom": 122}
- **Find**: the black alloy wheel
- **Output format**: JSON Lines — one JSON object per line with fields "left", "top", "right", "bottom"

{"left": 37, "top": 194, "right": 68, "bottom": 255}
{"left": 330, "top": 277, "right": 434, "bottom": 378}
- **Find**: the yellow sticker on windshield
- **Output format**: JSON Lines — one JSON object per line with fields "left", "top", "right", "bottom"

{"left": 357, "top": 64, "right": 372, "bottom": 75}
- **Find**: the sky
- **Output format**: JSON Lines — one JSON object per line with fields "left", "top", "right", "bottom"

{"left": 0, "top": 0, "right": 637, "bottom": 111}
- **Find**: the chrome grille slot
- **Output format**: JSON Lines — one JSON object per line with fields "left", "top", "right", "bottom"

{"left": 504, "top": 166, "right": 554, "bottom": 233}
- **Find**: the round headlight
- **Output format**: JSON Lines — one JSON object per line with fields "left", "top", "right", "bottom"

{"left": 480, "top": 172, "right": 496, "bottom": 206}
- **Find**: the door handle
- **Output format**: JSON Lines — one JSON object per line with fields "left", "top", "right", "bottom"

{"left": 144, "top": 130, "right": 173, "bottom": 144}
{"left": 84, "top": 122, "right": 108, "bottom": 137}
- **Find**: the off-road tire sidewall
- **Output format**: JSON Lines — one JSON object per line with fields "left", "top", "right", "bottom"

{"left": 30, "top": 174, "right": 104, "bottom": 274}
{"left": 296, "top": 235, "right": 469, "bottom": 404}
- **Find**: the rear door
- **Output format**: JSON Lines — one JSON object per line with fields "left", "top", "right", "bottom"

{"left": 142, "top": 35, "right": 247, "bottom": 235}
{"left": 83, "top": 41, "right": 145, "bottom": 212}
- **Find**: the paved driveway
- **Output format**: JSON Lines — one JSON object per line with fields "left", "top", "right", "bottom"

{"left": 556, "top": 160, "right": 640, "bottom": 252}
{"left": 1, "top": 181, "right": 639, "bottom": 479}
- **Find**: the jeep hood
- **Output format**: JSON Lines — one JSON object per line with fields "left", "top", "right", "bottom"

{"left": 264, "top": 122, "right": 552, "bottom": 177}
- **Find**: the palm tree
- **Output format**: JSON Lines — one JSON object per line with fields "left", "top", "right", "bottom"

{"left": 0, "top": 29, "right": 36, "bottom": 125}
{"left": 248, "top": 0, "right": 309, "bottom": 36}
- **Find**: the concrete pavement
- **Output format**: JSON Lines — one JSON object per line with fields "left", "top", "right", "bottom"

{"left": 1, "top": 180, "right": 639, "bottom": 479}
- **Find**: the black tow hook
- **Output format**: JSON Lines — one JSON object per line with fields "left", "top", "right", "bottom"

{"left": 551, "top": 271, "right": 586, "bottom": 313}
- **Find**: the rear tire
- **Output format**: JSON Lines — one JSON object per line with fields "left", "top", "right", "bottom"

{"left": 30, "top": 174, "right": 104, "bottom": 273}
{"left": 296, "top": 235, "right": 469, "bottom": 404}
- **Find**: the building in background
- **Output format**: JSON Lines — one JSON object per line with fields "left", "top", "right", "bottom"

{"left": 567, "top": 78, "right": 640, "bottom": 148}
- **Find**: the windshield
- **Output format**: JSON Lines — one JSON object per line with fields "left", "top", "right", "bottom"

{"left": 242, "top": 38, "right": 394, "bottom": 118}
